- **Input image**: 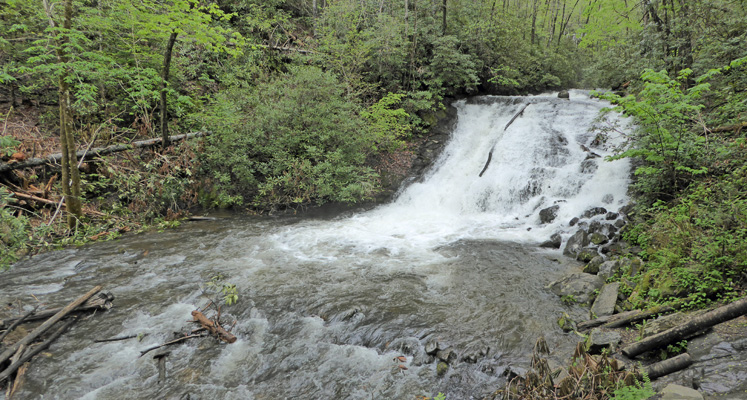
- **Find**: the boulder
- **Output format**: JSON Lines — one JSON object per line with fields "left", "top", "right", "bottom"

{"left": 539, "top": 205, "right": 561, "bottom": 224}
{"left": 598, "top": 260, "right": 622, "bottom": 281}
{"left": 583, "top": 256, "right": 605, "bottom": 274}
{"left": 558, "top": 90, "right": 570, "bottom": 99}
{"left": 548, "top": 272, "right": 604, "bottom": 304}
{"left": 586, "top": 328, "right": 621, "bottom": 354}
{"left": 589, "top": 232, "right": 609, "bottom": 246}
{"left": 582, "top": 207, "right": 608, "bottom": 219}
{"left": 591, "top": 283, "right": 620, "bottom": 318}
{"left": 660, "top": 384, "right": 704, "bottom": 400}
{"left": 576, "top": 248, "right": 599, "bottom": 263}
{"left": 605, "top": 212, "right": 619, "bottom": 220}
{"left": 563, "top": 230, "right": 589, "bottom": 258}
{"left": 569, "top": 217, "right": 580, "bottom": 226}
{"left": 539, "top": 233, "right": 562, "bottom": 249}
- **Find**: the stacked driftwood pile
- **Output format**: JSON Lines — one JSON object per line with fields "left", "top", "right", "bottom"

{"left": 0, "top": 286, "right": 113, "bottom": 398}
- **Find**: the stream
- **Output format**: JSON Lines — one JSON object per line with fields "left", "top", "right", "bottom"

{"left": 1, "top": 91, "right": 632, "bottom": 399}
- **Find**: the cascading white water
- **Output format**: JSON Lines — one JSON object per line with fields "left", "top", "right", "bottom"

{"left": 275, "top": 90, "right": 631, "bottom": 253}
{"left": 0, "top": 91, "right": 632, "bottom": 400}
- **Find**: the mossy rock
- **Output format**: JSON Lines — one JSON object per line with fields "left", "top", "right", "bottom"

{"left": 577, "top": 249, "right": 599, "bottom": 263}
{"left": 437, "top": 361, "right": 449, "bottom": 376}
{"left": 590, "top": 232, "right": 609, "bottom": 245}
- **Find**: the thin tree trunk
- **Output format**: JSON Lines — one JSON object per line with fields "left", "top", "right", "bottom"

{"left": 442, "top": 0, "right": 447, "bottom": 35}
{"left": 160, "top": 31, "right": 178, "bottom": 149}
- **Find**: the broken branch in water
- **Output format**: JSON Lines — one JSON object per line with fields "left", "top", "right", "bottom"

{"left": 139, "top": 333, "right": 208, "bottom": 357}
{"left": 479, "top": 103, "right": 530, "bottom": 177}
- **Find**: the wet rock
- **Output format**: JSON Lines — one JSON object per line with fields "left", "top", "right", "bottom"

{"left": 614, "top": 219, "right": 626, "bottom": 228}
{"left": 558, "top": 90, "right": 570, "bottom": 99}
{"left": 503, "top": 365, "right": 528, "bottom": 380}
{"left": 605, "top": 212, "right": 619, "bottom": 220}
{"left": 557, "top": 312, "right": 576, "bottom": 332}
{"left": 548, "top": 272, "right": 604, "bottom": 304}
{"left": 588, "top": 220, "right": 603, "bottom": 234}
{"left": 660, "top": 384, "right": 704, "bottom": 400}
{"left": 591, "top": 283, "right": 619, "bottom": 318}
{"left": 569, "top": 217, "right": 579, "bottom": 226}
{"left": 563, "top": 230, "right": 589, "bottom": 258}
{"left": 425, "top": 339, "right": 440, "bottom": 355}
{"left": 576, "top": 248, "right": 599, "bottom": 263}
{"left": 598, "top": 260, "right": 622, "bottom": 281}
{"left": 586, "top": 328, "right": 621, "bottom": 354}
{"left": 539, "top": 232, "right": 562, "bottom": 249}
{"left": 590, "top": 232, "right": 609, "bottom": 246}
{"left": 539, "top": 205, "right": 560, "bottom": 224}
{"left": 436, "top": 361, "right": 449, "bottom": 377}
{"left": 602, "top": 241, "right": 627, "bottom": 256}
{"left": 582, "top": 207, "right": 608, "bottom": 219}
{"left": 436, "top": 348, "right": 457, "bottom": 364}
{"left": 583, "top": 256, "right": 605, "bottom": 274}
{"left": 580, "top": 159, "right": 598, "bottom": 174}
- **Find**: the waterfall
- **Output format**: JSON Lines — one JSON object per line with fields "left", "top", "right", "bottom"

{"left": 0, "top": 91, "right": 633, "bottom": 400}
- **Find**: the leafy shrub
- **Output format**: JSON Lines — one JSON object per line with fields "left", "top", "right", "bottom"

{"left": 196, "top": 65, "right": 379, "bottom": 210}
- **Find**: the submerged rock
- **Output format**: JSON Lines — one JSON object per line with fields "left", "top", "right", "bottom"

{"left": 558, "top": 90, "right": 570, "bottom": 99}
{"left": 548, "top": 272, "right": 604, "bottom": 304}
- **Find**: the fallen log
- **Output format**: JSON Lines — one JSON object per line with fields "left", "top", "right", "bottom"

{"left": 7, "top": 191, "right": 106, "bottom": 217}
{"left": 644, "top": 353, "right": 693, "bottom": 380}
{"left": 4, "top": 344, "right": 27, "bottom": 399}
{"left": 478, "top": 151, "right": 493, "bottom": 178}
{"left": 710, "top": 122, "right": 747, "bottom": 134}
{"left": 0, "top": 285, "right": 102, "bottom": 366}
{"left": 576, "top": 310, "right": 639, "bottom": 331}
{"left": 622, "top": 297, "right": 747, "bottom": 358}
{"left": 191, "top": 310, "right": 237, "bottom": 344}
{"left": 0, "top": 318, "right": 77, "bottom": 384}
{"left": 479, "top": 103, "right": 530, "bottom": 177}
{"left": 504, "top": 103, "right": 531, "bottom": 131}
{"left": 0, "top": 290, "right": 114, "bottom": 330}
{"left": 0, "top": 131, "right": 209, "bottom": 173}
{"left": 577, "top": 304, "right": 678, "bottom": 331}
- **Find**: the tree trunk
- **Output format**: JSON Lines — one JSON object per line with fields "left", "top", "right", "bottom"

{"left": 622, "top": 297, "right": 747, "bottom": 358}
{"left": 0, "top": 131, "right": 209, "bottom": 173}
{"left": 442, "top": 0, "right": 447, "bottom": 35}
{"left": 160, "top": 31, "right": 178, "bottom": 149}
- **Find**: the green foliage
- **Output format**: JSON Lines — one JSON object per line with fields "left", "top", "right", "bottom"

{"left": 600, "top": 69, "right": 711, "bottom": 202}
{"left": 206, "top": 274, "right": 239, "bottom": 306}
{"left": 0, "top": 188, "right": 33, "bottom": 270}
{"left": 360, "top": 92, "right": 411, "bottom": 152}
{"left": 196, "top": 65, "right": 379, "bottom": 210}
{"left": 612, "top": 371, "right": 654, "bottom": 399}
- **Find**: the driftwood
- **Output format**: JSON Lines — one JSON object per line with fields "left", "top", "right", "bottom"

{"left": 576, "top": 310, "right": 639, "bottom": 331}
{"left": 0, "top": 285, "right": 102, "bottom": 366}
{"left": 139, "top": 333, "right": 207, "bottom": 357}
{"left": 93, "top": 333, "right": 144, "bottom": 343}
{"left": 0, "top": 308, "right": 37, "bottom": 344}
{"left": 503, "top": 103, "right": 531, "bottom": 131}
{"left": 479, "top": 103, "right": 530, "bottom": 177}
{"left": 0, "top": 290, "right": 114, "bottom": 330}
{"left": 622, "top": 297, "right": 747, "bottom": 358}
{"left": 0, "top": 318, "right": 77, "bottom": 384}
{"left": 478, "top": 152, "right": 493, "bottom": 177}
{"left": 644, "top": 353, "right": 693, "bottom": 380}
{"left": 0, "top": 131, "right": 209, "bottom": 173}
{"left": 191, "top": 310, "right": 237, "bottom": 344}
